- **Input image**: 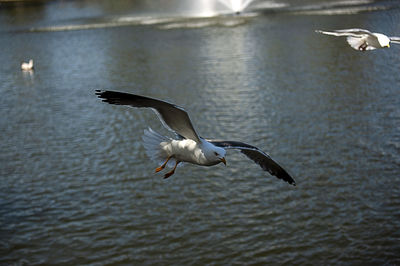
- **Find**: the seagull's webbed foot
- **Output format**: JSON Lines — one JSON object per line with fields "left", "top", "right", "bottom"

{"left": 164, "top": 161, "right": 180, "bottom": 179}
{"left": 163, "top": 171, "right": 175, "bottom": 179}
{"left": 155, "top": 155, "right": 172, "bottom": 173}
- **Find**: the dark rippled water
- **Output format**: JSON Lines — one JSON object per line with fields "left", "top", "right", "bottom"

{"left": 1, "top": 1, "right": 400, "bottom": 265}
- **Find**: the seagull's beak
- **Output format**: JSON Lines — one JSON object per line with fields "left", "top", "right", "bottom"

{"left": 220, "top": 157, "right": 226, "bottom": 166}
{"left": 387, "top": 44, "right": 390, "bottom": 48}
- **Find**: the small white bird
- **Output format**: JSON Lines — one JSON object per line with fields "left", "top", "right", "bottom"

{"left": 96, "top": 90, "right": 296, "bottom": 185}
{"left": 21, "top": 59, "right": 34, "bottom": 71}
{"left": 316, "top": 29, "right": 400, "bottom": 51}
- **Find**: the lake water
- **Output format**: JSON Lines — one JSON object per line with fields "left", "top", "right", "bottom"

{"left": 1, "top": 0, "right": 400, "bottom": 264}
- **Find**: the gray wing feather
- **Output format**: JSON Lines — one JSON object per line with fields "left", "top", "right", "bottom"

{"left": 390, "top": 36, "right": 400, "bottom": 44}
{"left": 316, "top": 28, "right": 372, "bottom": 38}
{"left": 96, "top": 90, "right": 201, "bottom": 142}
{"left": 209, "top": 140, "right": 296, "bottom": 186}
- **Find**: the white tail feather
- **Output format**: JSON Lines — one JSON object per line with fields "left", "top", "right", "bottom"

{"left": 142, "top": 128, "right": 175, "bottom": 168}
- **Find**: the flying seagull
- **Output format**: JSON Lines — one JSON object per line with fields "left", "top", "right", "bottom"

{"left": 95, "top": 90, "right": 296, "bottom": 186}
{"left": 315, "top": 29, "right": 400, "bottom": 51}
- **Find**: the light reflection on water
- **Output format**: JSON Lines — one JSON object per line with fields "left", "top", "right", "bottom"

{"left": 1, "top": 1, "right": 400, "bottom": 265}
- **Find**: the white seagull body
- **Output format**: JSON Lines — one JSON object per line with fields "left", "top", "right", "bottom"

{"left": 21, "top": 59, "right": 34, "bottom": 71}
{"left": 96, "top": 90, "right": 296, "bottom": 186}
{"left": 316, "top": 28, "right": 400, "bottom": 51}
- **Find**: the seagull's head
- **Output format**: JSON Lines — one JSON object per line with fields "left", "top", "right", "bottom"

{"left": 203, "top": 140, "right": 227, "bottom": 166}
{"left": 376, "top": 33, "right": 390, "bottom": 48}
{"left": 213, "top": 148, "right": 227, "bottom": 166}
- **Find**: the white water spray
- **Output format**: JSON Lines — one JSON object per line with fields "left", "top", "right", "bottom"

{"left": 217, "top": 0, "right": 255, "bottom": 13}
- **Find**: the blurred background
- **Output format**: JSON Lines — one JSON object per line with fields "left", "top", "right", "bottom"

{"left": 1, "top": 0, "right": 400, "bottom": 264}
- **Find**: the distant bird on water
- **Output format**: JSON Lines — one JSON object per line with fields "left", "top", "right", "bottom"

{"left": 21, "top": 59, "right": 34, "bottom": 71}
{"left": 316, "top": 28, "right": 400, "bottom": 51}
{"left": 95, "top": 90, "right": 296, "bottom": 186}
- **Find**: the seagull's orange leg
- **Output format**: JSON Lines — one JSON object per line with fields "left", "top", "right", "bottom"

{"left": 164, "top": 160, "right": 180, "bottom": 179}
{"left": 155, "top": 155, "right": 173, "bottom": 173}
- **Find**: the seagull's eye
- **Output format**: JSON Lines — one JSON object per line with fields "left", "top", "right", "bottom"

{"left": 214, "top": 152, "right": 218, "bottom": 156}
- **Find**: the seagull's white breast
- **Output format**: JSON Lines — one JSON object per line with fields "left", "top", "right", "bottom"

{"left": 162, "top": 139, "right": 218, "bottom": 166}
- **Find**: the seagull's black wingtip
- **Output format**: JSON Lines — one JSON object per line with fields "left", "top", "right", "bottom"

{"left": 95, "top": 89, "right": 104, "bottom": 96}
{"left": 285, "top": 178, "right": 296, "bottom": 186}
{"left": 278, "top": 169, "right": 296, "bottom": 186}
{"left": 95, "top": 90, "right": 111, "bottom": 101}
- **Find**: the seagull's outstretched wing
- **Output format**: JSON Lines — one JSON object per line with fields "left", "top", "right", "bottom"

{"left": 208, "top": 140, "right": 296, "bottom": 186}
{"left": 390, "top": 36, "right": 400, "bottom": 44}
{"left": 315, "top": 28, "right": 372, "bottom": 38}
{"left": 96, "top": 90, "right": 201, "bottom": 142}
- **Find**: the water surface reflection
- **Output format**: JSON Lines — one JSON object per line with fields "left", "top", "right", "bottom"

{"left": 1, "top": 1, "right": 400, "bottom": 265}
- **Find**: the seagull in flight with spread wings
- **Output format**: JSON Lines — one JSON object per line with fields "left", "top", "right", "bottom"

{"left": 316, "top": 28, "right": 400, "bottom": 51}
{"left": 96, "top": 90, "right": 296, "bottom": 186}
